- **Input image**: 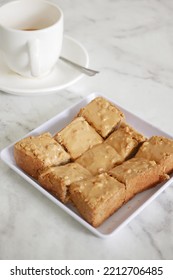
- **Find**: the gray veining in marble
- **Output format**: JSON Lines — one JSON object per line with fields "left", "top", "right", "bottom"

{"left": 0, "top": 0, "right": 173, "bottom": 260}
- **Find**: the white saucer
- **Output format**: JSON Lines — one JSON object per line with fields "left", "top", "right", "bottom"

{"left": 0, "top": 36, "right": 89, "bottom": 96}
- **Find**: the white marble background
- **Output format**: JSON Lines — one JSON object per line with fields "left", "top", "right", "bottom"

{"left": 0, "top": 0, "right": 173, "bottom": 259}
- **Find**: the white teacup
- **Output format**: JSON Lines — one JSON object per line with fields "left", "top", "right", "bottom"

{"left": 0, "top": 0, "right": 63, "bottom": 78}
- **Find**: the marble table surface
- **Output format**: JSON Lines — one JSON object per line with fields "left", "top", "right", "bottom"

{"left": 0, "top": 0, "right": 173, "bottom": 260}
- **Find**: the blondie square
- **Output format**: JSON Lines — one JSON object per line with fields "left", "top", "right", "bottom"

{"left": 69, "top": 173, "right": 126, "bottom": 227}
{"left": 78, "top": 97, "right": 125, "bottom": 138}
{"left": 14, "top": 132, "right": 70, "bottom": 179}
{"left": 54, "top": 117, "right": 103, "bottom": 159}
{"left": 38, "top": 162, "right": 91, "bottom": 203}
{"left": 105, "top": 123, "right": 146, "bottom": 161}
{"left": 76, "top": 142, "right": 122, "bottom": 175}
{"left": 109, "top": 157, "right": 167, "bottom": 202}
{"left": 135, "top": 136, "right": 173, "bottom": 174}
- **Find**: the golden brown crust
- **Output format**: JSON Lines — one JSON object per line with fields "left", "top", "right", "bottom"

{"left": 38, "top": 162, "right": 92, "bottom": 203}
{"left": 54, "top": 117, "right": 103, "bottom": 159}
{"left": 105, "top": 123, "right": 146, "bottom": 160}
{"left": 78, "top": 97, "right": 125, "bottom": 138}
{"left": 76, "top": 142, "right": 122, "bottom": 175}
{"left": 109, "top": 157, "right": 168, "bottom": 202}
{"left": 14, "top": 146, "right": 43, "bottom": 179}
{"left": 70, "top": 173, "right": 126, "bottom": 227}
{"left": 13, "top": 98, "right": 173, "bottom": 228}
{"left": 135, "top": 136, "right": 173, "bottom": 174}
{"left": 14, "top": 133, "right": 70, "bottom": 179}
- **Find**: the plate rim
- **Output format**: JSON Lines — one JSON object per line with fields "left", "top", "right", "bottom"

{"left": 1, "top": 92, "right": 173, "bottom": 238}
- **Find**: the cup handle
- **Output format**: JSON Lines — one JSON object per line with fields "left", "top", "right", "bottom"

{"left": 27, "top": 39, "right": 40, "bottom": 77}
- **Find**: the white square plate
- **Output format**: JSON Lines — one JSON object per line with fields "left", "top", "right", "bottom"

{"left": 1, "top": 92, "right": 173, "bottom": 238}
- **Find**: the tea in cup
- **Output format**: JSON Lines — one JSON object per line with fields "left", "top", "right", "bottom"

{"left": 0, "top": 0, "right": 63, "bottom": 78}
